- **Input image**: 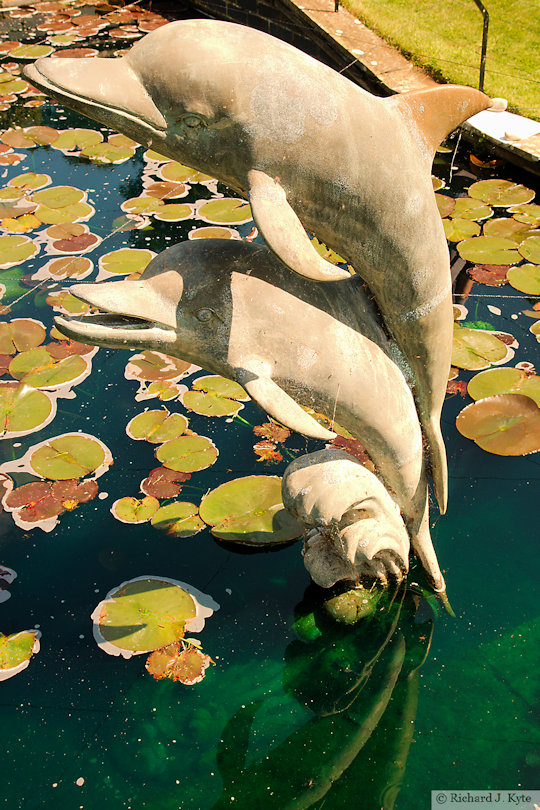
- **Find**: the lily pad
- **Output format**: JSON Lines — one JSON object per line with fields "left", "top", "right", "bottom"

{"left": 467, "top": 367, "right": 540, "bottom": 407}
{"left": 509, "top": 203, "right": 540, "bottom": 226}
{"left": 197, "top": 198, "right": 252, "bottom": 225}
{"left": 0, "top": 318, "right": 45, "bottom": 354}
{"left": 483, "top": 218, "right": 534, "bottom": 241}
{"left": 188, "top": 226, "right": 240, "bottom": 240}
{"left": 121, "top": 196, "right": 164, "bottom": 215}
{"left": 518, "top": 236, "right": 540, "bottom": 264}
{"left": 0, "top": 234, "right": 39, "bottom": 269}
{"left": 51, "top": 128, "right": 103, "bottom": 152}
{"left": 35, "top": 201, "right": 95, "bottom": 226}
{"left": 145, "top": 641, "right": 214, "bottom": 684}
{"left": 468, "top": 180, "right": 535, "bottom": 207}
{"left": 91, "top": 576, "right": 219, "bottom": 657}
{"left": 435, "top": 193, "right": 455, "bottom": 218}
{"left": 125, "top": 351, "right": 192, "bottom": 382}
{"left": 81, "top": 142, "right": 136, "bottom": 164}
{"left": 140, "top": 467, "right": 190, "bottom": 498}
{"left": 431, "top": 176, "right": 444, "bottom": 191}
{"left": 199, "top": 475, "right": 302, "bottom": 545}
{"left": 4, "top": 479, "right": 98, "bottom": 526}
{"left": 507, "top": 263, "right": 540, "bottom": 295}
{"left": 0, "top": 630, "right": 40, "bottom": 681}
{"left": 36, "top": 256, "right": 93, "bottom": 281}
{"left": 452, "top": 324, "right": 509, "bottom": 370}
{"left": 111, "top": 495, "right": 159, "bottom": 524}
{"left": 151, "top": 501, "right": 205, "bottom": 537}
{"left": 311, "top": 237, "right": 347, "bottom": 265}
{"left": 9, "top": 44, "right": 55, "bottom": 60}
{"left": 156, "top": 435, "right": 218, "bottom": 473}
{"left": 158, "top": 161, "right": 199, "bottom": 183}
{"left": 8, "top": 172, "right": 51, "bottom": 191}
{"left": 443, "top": 218, "right": 480, "bottom": 241}
{"left": 9, "top": 346, "right": 89, "bottom": 389}
{"left": 4, "top": 433, "right": 112, "bottom": 480}
{"left": 468, "top": 264, "right": 508, "bottom": 286}
{"left": 143, "top": 181, "right": 187, "bottom": 200}
{"left": 153, "top": 203, "right": 193, "bottom": 222}
{"left": 126, "top": 409, "right": 188, "bottom": 443}
{"left": 30, "top": 186, "right": 85, "bottom": 209}
{"left": 182, "top": 375, "right": 249, "bottom": 417}
{"left": 0, "top": 129, "right": 36, "bottom": 149}
{"left": 1, "top": 214, "right": 41, "bottom": 234}
{"left": 98, "top": 248, "right": 154, "bottom": 277}
{"left": 456, "top": 394, "right": 540, "bottom": 455}
{"left": 457, "top": 236, "right": 521, "bottom": 266}
{"left": 452, "top": 197, "right": 493, "bottom": 221}
{"left": 0, "top": 382, "right": 54, "bottom": 438}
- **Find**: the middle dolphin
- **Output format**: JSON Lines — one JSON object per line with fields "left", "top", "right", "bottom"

{"left": 25, "top": 20, "right": 497, "bottom": 513}
{"left": 54, "top": 239, "right": 445, "bottom": 593}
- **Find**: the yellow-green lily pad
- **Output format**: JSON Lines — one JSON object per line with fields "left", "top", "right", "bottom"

{"left": 443, "top": 218, "right": 480, "bottom": 242}
{"left": 0, "top": 234, "right": 39, "bottom": 269}
{"left": 456, "top": 394, "right": 540, "bottom": 455}
{"left": 80, "top": 142, "right": 135, "bottom": 164}
{"left": 30, "top": 186, "right": 85, "bottom": 209}
{"left": 151, "top": 501, "right": 205, "bottom": 538}
{"left": 467, "top": 367, "right": 540, "bottom": 407}
{"left": 9, "top": 44, "right": 54, "bottom": 60}
{"left": 452, "top": 324, "right": 509, "bottom": 370}
{"left": 153, "top": 203, "right": 193, "bottom": 222}
{"left": 197, "top": 198, "right": 252, "bottom": 225}
{"left": 0, "top": 318, "right": 45, "bottom": 354}
{"left": 30, "top": 433, "right": 109, "bottom": 480}
{"left": 158, "top": 161, "right": 199, "bottom": 183}
{"left": 0, "top": 382, "right": 54, "bottom": 438}
{"left": 482, "top": 218, "right": 535, "bottom": 241}
{"left": 453, "top": 197, "right": 493, "bottom": 221}
{"left": 156, "top": 435, "right": 218, "bottom": 473}
{"left": 199, "top": 475, "right": 302, "bottom": 545}
{"left": 0, "top": 630, "right": 40, "bottom": 681}
{"left": 509, "top": 203, "right": 540, "bottom": 226}
{"left": 9, "top": 347, "right": 88, "bottom": 389}
{"left": 126, "top": 409, "right": 188, "bottom": 443}
{"left": 35, "top": 201, "right": 94, "bottom": 225}
{"left": 468, "top": 179, "right": 535, "bottom": 207}
{"left": 51, "top": 128, "right": 103, "bottom": 152}
{"left": 182, "top": 375, "right": 249, "bottom": 417}
{"left": 456, "top": 236, "right": 521, "bottom": 265}
{"left": 111, "top": 495, "right": 159, "bottom": 524}
{"left": 518, "top": 235, "right": 540, "bottom": 264}
{"left": 8, "top": 172, "right": 50, "bottom": 191}
{"left": 507, "top": 263, "right": 540, "bottom": 295}
{"left": 99, "top": 247, "right": 154, "bottom": 276}
{"left": 188, "top": 226, "right": 240, "bottom": 240}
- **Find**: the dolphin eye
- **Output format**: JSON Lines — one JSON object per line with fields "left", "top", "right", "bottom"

{"left": 180, "top": 113, "right": 208, "bottom": 129}
{"left": 196, "top": 307, "right": 214, "bottom": 322}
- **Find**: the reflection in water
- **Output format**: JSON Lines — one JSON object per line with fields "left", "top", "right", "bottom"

{"left": 213, "top": 586, "right": 432, "bottom": 809}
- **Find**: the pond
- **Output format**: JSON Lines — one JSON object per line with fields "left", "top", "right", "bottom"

{"left": 0, "top": 3, "right": 539, "bottom": 809}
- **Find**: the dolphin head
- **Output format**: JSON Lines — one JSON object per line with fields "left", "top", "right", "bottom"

{"left": 24, "top": 21, "right": 257, "bottom": 189}
{"left": 282, "top": 449, "right": 410, "bottom": 589}
{"left": 55, "top": 240, "right": 238, "bottom": 374}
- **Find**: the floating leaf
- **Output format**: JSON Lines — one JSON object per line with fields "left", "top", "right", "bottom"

{"left": 143, "top": 181, "right": 187, "bottom": 200}
{"left": 199, "top": 475, "right": 302, "bottom": 545}
{"left": 452, "top": 197, "right": 493, "bottom": 221}
{"left": 182, "top": 375, "right": 249, "bottom": 417}
{"left": 156, "top": 435, "right": 218, "bottom": 473}
{"left": 0, "top": 383, "right": 54, "bottom": 438}
{"left": 467, "top": 264, "right": 508, "bottom": 286}
{"left": 140, "top": 467, "right": 190, "bottom": 498}
{"left": 253, "top": 422, "right": 291, "bottom": 443}
{"left": 4, "top": 479, "right": 97, "bottom": 524}
{"left": 8, "top": 172, "right": 50, "bottom": 191}
{"left": 468, "top": 180, "right": 536, "bottom": 207}
{"left": 126, "top": 409, "right": 188, "bottom": 443}
{"left": 457, "top": 236, "right": 521, "bottom": 265}
{"left": 51, "top": 128, "right": 103, "bottom": 152}
{"left": 431, "top": 176, "right": 444, "bottom": 191}
{"left": 158, "top": 161, "right": 199, "bottom": 182}
{"left": 467, "top": 367, "right": 540, "bottom": 407}
{"left": 1, "top": 214, "right": 41, "bottom": 234}
{"left": 35, "top": 201, "right": 94, "bottom": 226}
{"left": 153, "top": 203, "right": 193, "bottom": 222}
{"left": 146, "top": 642, "right": 214, "bottom": 684}
{"left": 518, "top": 236, "right": 540, "bottom": 264}
{"left": 483, "top": 218, "right": 535, "bottom": 241}
{"left": 111, "top": 495, "right": 159, "bottom": 524}
{"left": 435, "top": 193, "right": 455, "bottom": 218}
{"left": 531, "top": 321, "right": 540, "bottom": 341}
{"left": 46, "top": 290, "right": 91, "bottom": 315}
{"left": 52, "top": 47, "right": 99, "bottom": 58}
{"left": 151, "top": 501, "right": 205, "bottom": 537}
{"left": 30, "top": 186, "right": 85, "bottom": 210}
{"left": 125, "top": 350, "right": 192, "bottom": 382}
{"left": 443, "top": 218, "right": 480, "bottom": 241}
{"left": 188, "top": 226, "right": 240, "bottom": 240}
{"left": 35, "top": 256, "right": 93, "bottom": 281}
{"left": 253, "top": 440, "right": 282, "bottom": 463}
{"left": 9, "top": 44, "right": 55, "bottom": 60}
{"left": 197, "top": 198, "right": 252, "bottom": 225}
{"left": 0, "top": 630, "right": 40, "bottom": 681}
{"left": 311, "top": 236, "right": 347, "bottom": 265}
{"left": 452, "top": 324, "right": 508, "bottom": 370}
{"left": 456, "top": 394, "right": 540, "bottom": 455}
{"left": 81, "top": 142, "right": 136, "bottom": 164}
{"left": 507, "top": 263, "right": 540, "bottom": 295}
{"left": 92, "top": 576, "right": 218, "bottom": 657}
{"left": 0, "top": 129, "right": 35, "bottom": 149}
{"left": 0, "top": 73, "right": 28, "bottom": 95}
{"left": 0, "top": 318, "right": 45, "bottom": 354}
{"left": 0, "top": 234, "right": 39, "bottom": 269}
{"left": 98, "top": 247, "right": 154, "bottom": 277}
{"left": 9, "top": 346, "right": 89, "bottom": 389}
{"left": 121, "top": 196, "right": 163, "bottom": 215}
{"left": 509, "top": 203, "right": 540, "bottom": 226}
{"left": 3, "top": 433, "right": 113, "bottom": 481}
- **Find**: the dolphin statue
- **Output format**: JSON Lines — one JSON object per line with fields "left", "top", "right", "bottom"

{"left": 54, "top": 239, "right": 445, "bottom": 592}
{"left": 25, "top": 20, "right": 498, "bottom": 513}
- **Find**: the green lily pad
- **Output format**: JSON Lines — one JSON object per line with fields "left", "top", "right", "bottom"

{"left": 156, "top": 435, "right": 218, "bottom": 473}
{"left": 0, "top": 318, "right": 46, "bottom": 354}
{"left": 153, "top": 203, "right": 193, "bottom": 222}
{"left": 431, "top": 176, "right": 444, "bottom": 191}
{"left": 46, "top": 291, "right": 91, "bottom": 315}
{"left": 158, "top": 161, "right": 199, "bottom": 182}
{"left": 456, "top": 394, "right": 540, "bottom": 455}
{"left": 151, "top": 501, "right": 205, "bottom": 538}
{"left": 30, "top": 186, "right": 85, "bottom": 210}
{"left": 0, "top": 630, "right": 40, "bottom": 681}
{"left": 443, "top": 218, "right": 480, "bottom": 242}
{"left": 0, "top": 234, "right": 39, "bottom": 269}
{"left": 99, "top": 248, "right": 154, "bottom": 276}
{"left": 453, "top": 197, "right": 493, "bottom": 221}
{"left": 126, "top": 409, "right": 188, "bottom": 443}
{"left": 8, "top": 172, "right": 51, "bottom": 191}
{"left": 51, "top": 128, "right": 103, "bottom": 152}
{"left": 111, "top": 495, "right": 160, "bottom": 524}
{"left": 121, "top": 196, "right": 164, "bottom": 215}
{"left": 311, "top": 237, "right": 347, "bottom": 265}
{"left": 35, "top": 201, "right": 94, "bottom": 226}
{"left": 92, "top": 576, "right": 218, "bottom": 656}
{"left": 182, "top": 375, "right": 249, "bottom": 417}
{"left": 199, "top": 475, "right": 302, "bottom": 545}
{"left": 435, "top": 193, "right": 455, "bottom": 218}
{"left": 456, "top": 236, "right": 521, "bottom": 265}
{"left": 518, "top": 235, "right": 540, "bottom": 264}
{"left": 509, "top": 203, "right": 540, "bottom": 226}
{"left": 80, "top": 142, "right": 135, "bottom": 164}
{"left": 9, "top": 347, "right": 88, "bottom": 388}
{"left": 468, "top": 180, "right": 535, "bottom": 207}
{"left": 0, "top": 383, "right": 54, "bottom": 438}
{"left": 0, "top": 73, "right": 28, "bottom": 94}
{"left": 188, "top": 226, "right": 240, "bottom": 240}
{"left": 483, "top": 218, "right": 535, "bottom": 241}
{"left": 197, "top": 198, "right": 252, "bottom": 225}
{"left": 29, "top": 433, "right": 110, "bottom": 480}
{"left": 452, "top": 324, "right": 508, "bottom": 370}
{"left": 507, "top": 263, "right": 540, "bottom": 295}
{"left": 9, "top": 44, "right": 54, "bottom": 60}
{"left": 468, "top": 367, "right": 540, "bottom": 407}
{"left": 531, "top": 321, "right": 540, "bottom": 341}
{"left": 144, "top": 149, "right": 171, "bottom": 162}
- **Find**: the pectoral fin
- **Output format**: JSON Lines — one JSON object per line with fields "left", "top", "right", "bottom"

{"left": 241, "top": 373, "right": 336, "bottom": 440}
{"left": 247, "top": 169, "right": 350, "bottom": 282}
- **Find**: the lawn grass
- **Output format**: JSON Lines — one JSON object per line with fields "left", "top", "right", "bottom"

{"left": 341, "top": 0, "right": 540, "bottom": 120}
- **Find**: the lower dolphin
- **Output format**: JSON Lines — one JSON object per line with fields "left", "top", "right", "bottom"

{"left": 55, "top": 239, "right": 445, "bottom": 592}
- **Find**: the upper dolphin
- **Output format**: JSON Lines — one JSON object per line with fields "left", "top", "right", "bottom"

{"left": 25, "top": 20, "right": 495, "bottom": 512}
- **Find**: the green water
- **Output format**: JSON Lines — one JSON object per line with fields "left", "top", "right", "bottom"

{"left": 0, "top": 16, "right": 539, "bottom": 810}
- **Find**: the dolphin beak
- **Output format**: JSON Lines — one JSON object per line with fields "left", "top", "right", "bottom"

{"left": 24, "top": 57, "right": 167, "bottom": 132}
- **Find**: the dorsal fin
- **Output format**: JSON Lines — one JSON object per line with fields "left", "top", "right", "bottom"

{"left": 386, "top": 85, "right": 492, "bottom": 157}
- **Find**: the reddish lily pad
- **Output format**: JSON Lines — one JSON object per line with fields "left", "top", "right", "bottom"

{"left": 145, "top": 641, "right": 214, "bottom": 684}
{"left": 456, "top": 394, "right": 540, "bottom": 455}
{"left": 253, "top": 422, "right": 291, "bottom": 443}
{"left": 467, "top": 264, "right": 509, "bottom": 286}
{"left": 468, "top": 179, "right": 535, "bottom": 207}
{"left": 199, "top": 475, "right": 302, "bottom": 545}
{"left": 4, "top": 479, "right": 98, "bottom": 523}
{"left": 253, "top": 440, "right": 282, "bottom": 463}
{"left": 0, "top": 630, "right": 40, "bottom": 681}
{"left": 143, "top": 181, "right": 187, "bottom": 200}
{"left": 435, "top": 193, "right": 455, "bottom": 218}
{"left": 92, "top": 576, "right": 218, "bottom": 657}
{"left": 126, "top": 409, "right": 188, "bottom": 443}
{"left": 151, "top": 501, "right": 205, "bottom": 538}
{"left": 36, "top": 256, "right": 93, "bottom": 281}
{"left": 182, "top": 375, "right": 249, "bottom": 417}
{"left": 467, "top": 367, "right": 540, "bottom": 407}
{"left": 0, "top": 318, "right": 45, "bottom": 354}
{"left": 140, "top": 467, "right": 190, "bottom": 499}
{"left": 156, "top": 435, "right": 218, "bottom": 473}
{"left": 197, "top": 198, "right": 252, "bottom": 225}
{"left": 111, "top": 495, "right": 160, "bottom": 524}
{"left": 483, "top": 218, "right": 535, "bottom": 241}
{"left": 0, "top": 129, "right": 35, "bottom": 149}
{"left": 452, "top": 324, "right": 509, "bottom": 370}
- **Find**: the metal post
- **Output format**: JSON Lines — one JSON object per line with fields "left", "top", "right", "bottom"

{"left": 334, "top": 0, "right": 339, "bottom": 11}
{"left": 471, "top": 0, "right": 489, "bottom": 92}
